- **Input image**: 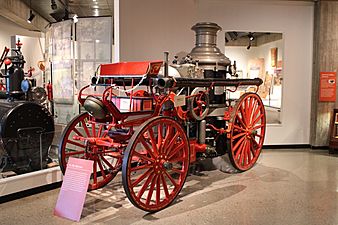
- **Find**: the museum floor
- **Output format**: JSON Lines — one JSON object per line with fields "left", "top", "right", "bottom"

{"left": 0, "top": 149, "right": 337, "bottom": 225}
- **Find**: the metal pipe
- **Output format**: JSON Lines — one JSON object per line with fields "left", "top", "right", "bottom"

{"left": 199, "top": 120, "right": 206, "bottom": 144}
{"left": 157, "top": 77, "right": 263, "bottom": 89}
{"left": 164, "top": 51, "right": 169, "bottom": 78}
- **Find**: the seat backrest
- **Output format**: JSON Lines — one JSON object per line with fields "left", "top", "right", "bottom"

{"left": 99, "top": 61, "right": 163, "bottom": 77}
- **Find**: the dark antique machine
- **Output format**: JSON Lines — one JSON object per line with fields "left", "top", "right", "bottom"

{"left": 0, "top": 40, "right": 54, "bottom": 174}
{"left": 58, "top": 22, "right": 266, "bottom": 212}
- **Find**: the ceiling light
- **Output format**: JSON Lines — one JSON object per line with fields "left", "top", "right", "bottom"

{"left": 27, "top": 10, "right": 35, "bottom": 23}
{"left": 93, "top": 5, "right": 99, "bottom": 9}
{"left": 93, "top": 0, "right": 97, "bottom": 1}
{"left": 51, "top": 0, "right": 57, "bottom": 10}
{"left": 94, "top": 9, "right": 99, "bottom": 16}
{"left": 248, "top": 33, "right": 254, "bottom": 41}
{"left": 72, "top": 14, "right": 78, "bottom": 23}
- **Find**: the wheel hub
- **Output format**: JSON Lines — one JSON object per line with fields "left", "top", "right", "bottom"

{"left": 154, "top": 155, "right": 173, "bottom": 173}
{"left": 245, "top": 128, "right": 257, "bottom": 138}
{"left": 163, "top": 161, "right": 173, "bottom": 170}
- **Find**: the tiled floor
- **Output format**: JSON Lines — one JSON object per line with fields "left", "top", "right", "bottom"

{"left": 0, "top": 149, "right": 337, "bottom": 225}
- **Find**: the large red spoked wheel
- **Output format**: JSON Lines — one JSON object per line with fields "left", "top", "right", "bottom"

{"left": 122, "top": 116, "right": 189, "bottom": 212}
{"left": 228, "top": 93, "right": 266, "bottom": 171}
{"left": 59, "top": 112, "right": 122, "bottom": 190}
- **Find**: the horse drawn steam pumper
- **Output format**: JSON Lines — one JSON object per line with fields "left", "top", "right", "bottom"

{"left": 58, "top": 22, "right": 266, "bottom": 212}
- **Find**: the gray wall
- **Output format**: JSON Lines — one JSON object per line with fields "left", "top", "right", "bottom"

{"left": 120, "top": 0, "right": 314, "bottom": 145}
{"left": 311, "top": 1, "right": 338, "bottom": 146}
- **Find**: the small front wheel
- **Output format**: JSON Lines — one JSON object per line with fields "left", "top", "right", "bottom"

{"left": 122, "top": 116, "right": 189, "bottom": 212}
{"left": 227, "top": 93, "right": 266, "bottom": 171}
{"left": 59, "top": 112, "right": 122, "bottom": 190}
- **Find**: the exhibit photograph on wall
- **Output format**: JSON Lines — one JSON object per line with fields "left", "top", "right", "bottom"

{"left": 224, "top": 32, "right": 283, "bottom": 124}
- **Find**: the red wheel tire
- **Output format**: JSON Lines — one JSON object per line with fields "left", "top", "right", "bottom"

{"left": 227, "top": 93, "right": 266, "bottom": 171}
{"left": 59, "top": 112, "right": 122, "bottom": 190}
{"left": 122, "top": 116, "right": 189, "bottom": 212}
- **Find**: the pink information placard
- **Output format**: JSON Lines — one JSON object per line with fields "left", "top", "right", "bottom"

{"left": 54, "top": 157, "right": 93, "bottom": 222}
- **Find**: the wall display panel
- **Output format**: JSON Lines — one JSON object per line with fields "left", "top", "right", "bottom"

{"left": 50, "top": 20, "right": 73, "bottom": 105}
{"left": 47, "top": 17, "right": 112, "bottom": 124}
{"left": 225, "top": 33, "right": 283, "bottom": 124}
{"left": 76, "top": 17, "right": 112, "bottom": 90}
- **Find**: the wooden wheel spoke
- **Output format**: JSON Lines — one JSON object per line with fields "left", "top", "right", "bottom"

{"left": 100, "top": 149, "right": 116, "bottom": 154}
{"left": 130, "top": 164, "right": 152, "bottom": 172}
{"left": 252, "top": 104, "right": 261, "bottom": 121}
{"left": 236, "top": 114, "right": 247, "bottom": 128}
{"left": 252, "top": 124, "right": 264, "bottom": 130}
{"left": 139, "top": 136, "right": 156, "bottom": 160}
{"left": 81, "top": 120, "right": 90, "bottom": 137}
{"left": 232, "top": 131, "right": 246, "bottom": 140}
{"left": 65, "top": 150, "right": 85, "bottom": 156}
{"left": 163, "top": 170, "right": 178, "bottom": 188}
{"left": 93, "top": 160, "right": 98, "bottom": 184}
{"left": 97, "top": 158, "right": 107, "bottom": 179}
{"left": 66, "top": 139, "right": 86, "bottom": 148}
{"left": 251, "top": 137, "right": 261, "bottom": 149}
{"left": 162, "top": 126, "right": 174, "bottom": 154}
{"left": 146, "top": 174, "right": 158, "bottom": 205}
{"left": 131, "top": 167, "right": 153, "bottom": 188}
{"left": 246, "top": 97, "right": 253, "bottom": 123}
{"left": 243, "top": 101, "right": 251, "bottom": 126}
{"left": 247, "top": 143, "right": 252, "bottom": 163}
{"left": 156, "top": 174, "right": 161, "bottom": 205}
{"left": 73, "top": 127, "right": 84, "bottom": 137}
{"left": 167, "top": 142, "right": 185, "bottom": 160}
{"left": 232, "top": 136, "right": 245, "bottom": 154}
{"left": 234, "top": 137, "right": 246, "bottom": 159}
{"left": 233, "top": 125, "right": 246, "bottom": 132}
{"left": 249, "top": 102, "right": 259, "bottom": 124}
{"left": 250, "top": 140, "right": 258, "bottom": 156}
{"left": 97, "top": 124, "right": 104, "bottom": 137}
{"left": 92, "top": 123, "right": 96, "bottom": 137}
{"left": 100, "top": 155, "right": 116, "bottom": 170}
{"left": 133, "top": 151, "right": 155, "bottom": 163}
{"left": 239, "top": 106, "right": 248, "bottom": 125}
{"left": 164, "top": 132, "right": 180, "bottom": 155}
{"left": 161, "top": 174, "right": 170, "bottom": 198}
{"left": 171, "top": 168, "right": 184, "bottom": 174}
{"left": 137, "top": 173, "right": 154, "bottom": 199}
{"left": 252, "top": 111, "right": 264, "bottom": 126}
{"left": 147, "top": 128, "right": 159, "bottom": 155}
{"left": 157, "top": 124, "right": 163, "bottom": 153}
{"left": 238, "top": 140, "right": 247, "bottom": 164}
{"left": 243, "top": 141, "right": 248, "bottom": 166}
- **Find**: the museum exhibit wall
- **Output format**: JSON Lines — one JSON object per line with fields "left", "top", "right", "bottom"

{"left": 119, "top": 0, "right": 314, "bottom": 145}
{"left": 225, "top": 39, "right": 283, "bottom": 109}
